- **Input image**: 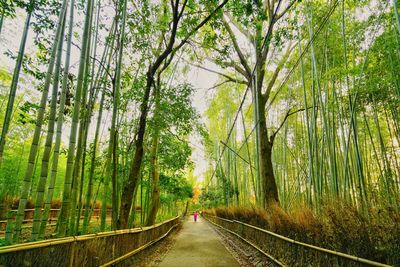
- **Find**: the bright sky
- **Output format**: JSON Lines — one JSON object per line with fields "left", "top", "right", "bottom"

{"left": 186, "top": 65, "right": 219, "bottom": 182}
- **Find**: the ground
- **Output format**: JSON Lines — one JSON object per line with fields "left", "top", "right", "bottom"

{"left": 156, "top": 216, "right": 240, "bottom": 267}
{"left": 132, "top": 216, "right": 276, "bottom": 267}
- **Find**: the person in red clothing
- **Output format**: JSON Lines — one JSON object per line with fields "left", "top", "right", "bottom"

{"left": 193, "top": 211, "right": 198, "bottom": 222}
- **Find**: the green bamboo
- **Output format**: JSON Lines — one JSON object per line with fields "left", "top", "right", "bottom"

{"left": 58, "top": 0, "right": 93, "bottom": 237}
{"left": 69, "top": 15, "right": 93, "bottom": 234}
{"left": 31, "top": 8, "right": 67, "bottom": 241}
{"left": 38, "top": 0, "right": 75, "bottom": 239}
{"left": 75, "top": 0, "right": 103, "bottom": 234}
{"left": 110, "top": 0, "right": 128, "bottom": 229}
{"left": 82, "top": 89, "right": 105, "bottom": 234}
{"left": 11, "top": 0, "right": 69, "bottom": 242}
{"left": 393, "top": 0, "right": 400, "bottom": 34}
{"left": 100, "top": 16, "right": 119, "bottom": 232}
{"left": 0, "top": 10, "right": 4, "bottom": 36}
{"left": 0, "top": 9, "right": 32, "bottom": 165}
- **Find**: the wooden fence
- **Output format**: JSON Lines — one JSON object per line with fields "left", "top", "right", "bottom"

{"left": 0, "top": 216, "right": 180, "bottom": 267}
{"left": 204, "top": 214, "right": 394, "bottom": 267}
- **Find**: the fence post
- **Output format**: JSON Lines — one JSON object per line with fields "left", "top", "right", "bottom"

{"left": 69, "top": 237, "right": 77, "bottom": 267}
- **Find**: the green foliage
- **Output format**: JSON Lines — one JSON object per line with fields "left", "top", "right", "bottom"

{"left": 160, "top": 173, "right": 193, "bottom": 201}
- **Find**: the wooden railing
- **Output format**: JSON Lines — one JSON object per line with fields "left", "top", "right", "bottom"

{"left": 0, "top": 216, "right": 180, "bottom": 267}
{"left": 204, "top": 214, "right": 394, "bottom": 267}
{"left": 0, "top": 208, "right": 112, "bottom": 231}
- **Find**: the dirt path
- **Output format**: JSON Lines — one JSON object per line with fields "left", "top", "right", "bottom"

{"left": 157, "top": 216, "right": 240, "bottom": 267}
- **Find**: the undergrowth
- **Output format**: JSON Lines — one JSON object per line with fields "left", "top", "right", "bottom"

{"left": 206, "top": 202, "right": 400, "bottom": 265}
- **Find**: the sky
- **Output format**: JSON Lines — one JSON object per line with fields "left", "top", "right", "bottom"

{"left": 186, "top": 65, "right": 219, "bottom": 182}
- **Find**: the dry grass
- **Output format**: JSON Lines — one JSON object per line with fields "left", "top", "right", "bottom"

{"left": 207, "top": 202, "right": 400, "bottom": 265}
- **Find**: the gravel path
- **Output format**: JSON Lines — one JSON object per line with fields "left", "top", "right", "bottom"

{"left": 157, "top": 217, "right": 240, "bottom": 267}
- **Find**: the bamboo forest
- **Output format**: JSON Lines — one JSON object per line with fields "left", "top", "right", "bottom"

{"left": 0, "top": 0, "right": 399, "bottom": 266}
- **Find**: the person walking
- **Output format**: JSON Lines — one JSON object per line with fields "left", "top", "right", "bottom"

{"left": 193, "top": 211, "right": 198, "bottom": 222}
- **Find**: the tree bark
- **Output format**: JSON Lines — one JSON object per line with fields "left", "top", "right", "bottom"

{"left": 118, "top": 73, "right": 153, "bottom": 229}
{"left": 146, "top": 82, "right": 161, "bottom": 226}
{"left": 258, "top": 95, "right": 279, "bottom": 208}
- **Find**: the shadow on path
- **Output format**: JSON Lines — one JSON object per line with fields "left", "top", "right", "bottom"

{"left": 157, "top": 216, "right": 240, "bottom": 267}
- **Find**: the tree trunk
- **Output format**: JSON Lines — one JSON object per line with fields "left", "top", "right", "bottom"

{"left": 118, "top": 74, "right": 153, "bottom": 229}
{"left": 258, "top": 96, "right": 279, "bottom": 208}
{"left": 146, "top": 85, "right": 161, "bottom": 226}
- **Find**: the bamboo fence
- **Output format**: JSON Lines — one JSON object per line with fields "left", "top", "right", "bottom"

{"left": 204, "top": 214, "right": 394, "bottom": 267}
{"left": 0, "top": 216, "right": 180, "bottom": 266}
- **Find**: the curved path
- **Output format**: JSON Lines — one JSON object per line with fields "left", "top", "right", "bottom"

{"left": 158, "top": 216, "right": 240, "bottom": 267}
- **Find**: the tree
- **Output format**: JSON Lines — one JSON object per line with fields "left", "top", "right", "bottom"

{"left": 117, "top": 0, "right": 229, "bottom": 229}
{"left": 199, "top": 0, "right": 297, "bottom": 208}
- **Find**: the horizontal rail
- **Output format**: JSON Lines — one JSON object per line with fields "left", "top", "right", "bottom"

{"left": 204, "top": 215, "right": 392, "bottom": 267}
{"left": 0, "top": 215, "right": 179, "bottom": 253}
{"left": 0, "top": 216, "right": 180, "bottom": 267}
{"left": 205, "top": 216, "right": 284, "bottom": 266}
{"left": 100, "top": 222, "right": 179, "bottom": 266}
{"left": 5, "top": 208, "right": 109, "bottom": 212}
{"left": 0, "top": 216, "right": 103, "bottom": 224}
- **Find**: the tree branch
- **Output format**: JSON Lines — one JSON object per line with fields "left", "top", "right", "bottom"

{"left": 172, "top": 0, "right": 229, "bottom": 54}
{"left": 220, "top": 140, "right": 254, "bottom": 167}
{"left": 263, "top": 43, "right": 295, "bottom": 100}
{"left": 275, "top": 0, "right": 297, "bottom": 21}
{"left": 150, "top": 0, "right": 181, "bottom": 75}
{"left": 224, "top": 11, "right": 255, "bottom": 42}
{"left": 188, "top": 62, "right": 247, "bottom": 85}
{"left": 178, "top": 0, "right": 189, "bottom": 20}
{"left": 269, "top": 107, "right": 310, "bottom": 143}
{"left": 222, "top": 17, "right": 252, "bottom": 80}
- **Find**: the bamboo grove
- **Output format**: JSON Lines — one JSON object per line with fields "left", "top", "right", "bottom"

{"left": 0, "top": 0, "right": 229, "bottom": 243}
{"left": 202, "top": 0, "right": 400, "bottom": 215}
{"left": 0, "top": 0, "right": 399, "bottom": 248}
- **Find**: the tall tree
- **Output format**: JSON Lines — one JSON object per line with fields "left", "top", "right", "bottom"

{"left": 200, "top": 0, "right": 297, "bottom": 207}
{"left": 118, "top": 0, "right": 229, "bottom": 229}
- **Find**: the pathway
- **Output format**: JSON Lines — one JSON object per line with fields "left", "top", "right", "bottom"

{"left": 158, "top": 216, "right": 240, "bottom": 267}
